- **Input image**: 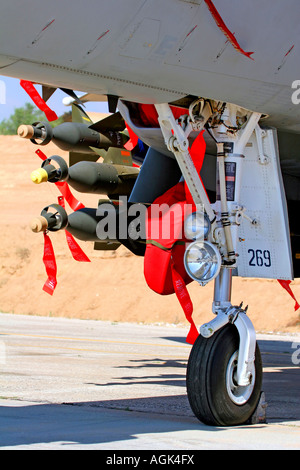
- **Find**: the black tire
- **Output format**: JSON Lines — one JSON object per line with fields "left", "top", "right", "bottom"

{"left": 186, "top": 324, "right": 262, "bottom": 426}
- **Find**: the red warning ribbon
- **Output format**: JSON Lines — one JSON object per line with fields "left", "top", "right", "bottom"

{"left": 36, "top": 148, "right": 50, "bottom": 162}
{"left": 58, "top": 196, "right": 90, "bottom": 263}
{"left": 204, "top": 0, "right": 254, "bottom": 60}
{"left": 55, "top": 182, "right": 85, "bottom": 212}
{"left": 20, "top": 80, "right": 58, "bottom": 121}
{"left": 42, "top": 232, "right": 57, "bottom": 295}
{"left": 171, "top": 261, "right": 199, "bottom": 345}
{"left": 35, "top": 149, "right": 90, "bottom": 294}
{"left": 278, "top": 280, "right": 300, "bottom": 311}
{"left": 124, "top": 123, "right": 139, "bottom": 151}
{"left": 65, "top": 230, "right": 91, "bottom": 262}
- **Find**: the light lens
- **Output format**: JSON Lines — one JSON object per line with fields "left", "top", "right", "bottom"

{"left": 184, "top": 241, "right": 221, "bottom": 283}
{"left": 184, "top": 212, "right": 210, "bottom": 240}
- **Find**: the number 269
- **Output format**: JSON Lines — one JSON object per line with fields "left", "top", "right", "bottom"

{"left": 248, "top": 249, "right": 271, "bottom": 267}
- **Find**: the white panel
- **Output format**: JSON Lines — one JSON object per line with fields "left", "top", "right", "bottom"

{"left": 235, "top": 128, "right": 293, "bottom": 280}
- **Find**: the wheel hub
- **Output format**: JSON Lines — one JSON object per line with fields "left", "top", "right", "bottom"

{"left": 226, "top": 351, "right": 256, "bottom": 405}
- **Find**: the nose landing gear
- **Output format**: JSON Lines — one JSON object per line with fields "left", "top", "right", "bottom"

{"left": 155, "top": 100, "right": 268, "bottom": 426}
{"left": 187, "top": 323, "right": 263, "bottom": 426}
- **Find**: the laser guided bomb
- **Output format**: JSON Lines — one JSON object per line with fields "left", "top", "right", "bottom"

{"left": 25, "top": 103, "right": 146, "bottom": 254}
{"left": 30, "top": 200, "right": 146, "bottom": 256}
{"left": 20, "top": 104, "right": 144, "bottom": 198}
{"left": 29, "top": 155, "right": 141, "bottom": 249}
{"left": 30, "top": 201, "right": 114, "bottom": 241}
{"left": 30, "top": 155, "right": 139, "bottom": 198}
{"left": 17, "top": 110, "right": 130, "bottom": 154}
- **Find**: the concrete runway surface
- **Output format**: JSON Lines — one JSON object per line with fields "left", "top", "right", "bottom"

{"left": 0, "top": 313, "right": 299, "bottom": 450}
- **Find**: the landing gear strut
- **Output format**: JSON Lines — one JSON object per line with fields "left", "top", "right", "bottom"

{"left": 155, "top": 100, "right": 266, "bottom": 426}
{"left": 187, "top": 267, "right": 264, "bottom": 426}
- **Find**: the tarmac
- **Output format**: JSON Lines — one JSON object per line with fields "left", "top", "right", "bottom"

{"left": 0, "top": 313, "right": 299, "bottom": 450}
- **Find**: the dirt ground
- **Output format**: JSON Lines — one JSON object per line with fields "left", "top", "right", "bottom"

{"left": 0, "top": 135, "right": 300, "bottom": 334}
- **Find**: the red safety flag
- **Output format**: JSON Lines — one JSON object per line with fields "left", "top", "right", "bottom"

{"left": 42, "top": 232, "right": 57, "bottom": 295}
{"left": 204, "top": 0, "right": 254, "bottom": 60}
{"left": 58, "top": 196, "right": 90, "bottom": 263}
{"left": 35, "top": 150, "right": 90, "bottom": 294}
{"left": 55, "top": 182, "right": 85, "bottom": 212}
{"left": 65, "top": 230, "right": 91, "bottom": 262}
{"left": 124, "top": 123, "right": 139, "bottom": 151}
{"left": 171, "top": 262, "right": 199, "bottom": 344}
{"left": 36, "top": 148, "right": 50, "bottom": 162}
{"left": 278, "top": 280, "right": 300, "bottom": 311}
{"left": 20, "top": 80, "right": 58, "bottom": 121}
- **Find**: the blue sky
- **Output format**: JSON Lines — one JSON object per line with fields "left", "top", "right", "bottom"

{"left": 0, "top": 75, "right": 109, "bottom": 121}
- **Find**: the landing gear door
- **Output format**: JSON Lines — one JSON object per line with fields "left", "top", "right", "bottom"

{"left": 235, "top": 127, "right": 293, "bottom": 280}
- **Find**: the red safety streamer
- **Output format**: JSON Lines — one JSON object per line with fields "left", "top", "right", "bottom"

{"left": 171, "top": 262, "right": 199, "bottom": 344}
{"left": 20, "top": 80, "right": 58, "bottom": 121}
{"left": 204, "top": 0, "right": 254, "bottom": 60}
{"left": 58, "top": 196, "right": 90, "bottom": 263}
{"left": 36, "top": 148, "right": 50, "bottom": 162}
{"left": 124, "top": 123, "right": 139, "bottom": 151}
{"left": 278, "top": 280, "right": 300, "bottom": 311}
{"left": 65, "top": 230, "right": 91, "bottom": 262}
{"left": 55, "top": 182, "right": 85, "bottom": 212}
{"left": 42, "top": 232, "right": 57, "bottom": 295}
{"left": 35, "top": 149, "right": 90, "bottom": 294}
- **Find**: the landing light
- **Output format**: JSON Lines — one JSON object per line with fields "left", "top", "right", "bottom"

{"left": 184, "top": 241, "right": 221, "bottom": 284}
{"left": 184, "top": 211, "right": 211, "bottom": 240}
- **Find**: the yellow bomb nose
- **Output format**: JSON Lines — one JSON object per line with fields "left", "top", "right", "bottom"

{"left": 31, "top": 168, "right": 48, "bottom": 184}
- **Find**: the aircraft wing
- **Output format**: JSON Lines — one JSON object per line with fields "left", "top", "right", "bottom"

{"left": 0, "top": 0, "right": 300, "bottom": 131}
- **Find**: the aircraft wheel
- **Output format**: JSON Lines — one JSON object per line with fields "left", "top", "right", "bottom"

{"left": 186, "top": 324, "right": 262, "bottom": 426}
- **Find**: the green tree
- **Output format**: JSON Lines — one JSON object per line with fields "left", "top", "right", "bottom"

{"left": 0, "top": 103, "right": 45, "bottom": 135}
{"left": 0, "top": 103, "right": 71, "bottom": 135}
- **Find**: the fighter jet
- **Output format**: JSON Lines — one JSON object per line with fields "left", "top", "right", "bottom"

{"left": 0, "top": 0, "right": 299, "bottom": 426}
